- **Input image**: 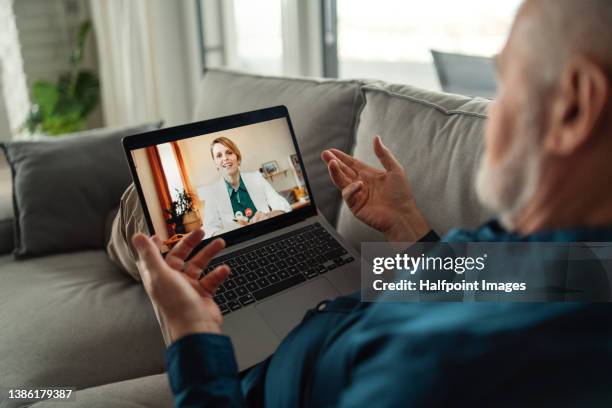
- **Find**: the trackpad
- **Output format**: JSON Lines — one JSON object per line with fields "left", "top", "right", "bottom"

{"left": 256, "top": 278, "right": 340, "bottom": 338}
{"left": 223, "top": 307, "right": 280, "bottom": 370}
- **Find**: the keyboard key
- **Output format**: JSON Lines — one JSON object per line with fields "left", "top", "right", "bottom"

{"left": 239, "top": 294, "right": 256, "bottom": 306}
{"left": 255, "top": 269, "right": 267, "bottom": 278}
{"left": 268, "top": 273, "right": 280, "bottom": 284}
{"left": 305, "top": 268, "right": 318, "bottom": 279}
{"left": 225, "top": 280, "right": 236, "bottom": 290}
{"left": 220, "top": 303, "right": 230, "bottom": 315}
{"left": 257, "top": 277, "right": 270, "bottom": 288}
{"left": 316, "top": 264, "right": 327, "bottom": 274}
{"left": 225, "top": 290, "right": 237, "bottom": 300}
{"left": 278, "top": 270, "right": 290, "bottom": 280}
{"left": 245, "top": 272, "right": 257, "bottom": 282}
{"left": 246, "top": 282, "right": 259, "bottom": 292}
{"left": 288, "top": 266, "right": 300, "bottom": 275}
{"left": 323, "top": 260, "right": 337, "bottom": 271}
{"left": 236, "top": 286, "right": 248, "bottom": 297}
{"left": 214, "top": 294, "right": 226, "bottom": 304}
{"left": 256, "top": 258, "right": 269, "bottom": 267}
{"left": 252, "top": 274, "right": 306, "bottom": 301}
{"left": 325, "top": 248, "right": 347, "bottom": 260}
{"left": 278, "top": 260, "right": 288, "bottom": 268}
{"left": 235, "top": 276, "right": 247, "bottom": 286}
{"left": 228, "top": 300, "right": 242, "bottom": 311}
{"left": 236, "top": 265, "right": 248, "bottom": 275}
{"left": 268, "top": 264, "right": 279, "bottom": 273}
{"left": 247, "top": 261, "right": 259, "bottom": 270}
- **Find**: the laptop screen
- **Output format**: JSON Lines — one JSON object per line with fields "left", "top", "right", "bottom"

{"left": 126, "top": 111, "right": 314, "bottom": 253}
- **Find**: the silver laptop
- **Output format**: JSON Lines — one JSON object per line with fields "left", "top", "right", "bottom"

{"left": 122, "top": 106, "right": 360, "bottom": 369}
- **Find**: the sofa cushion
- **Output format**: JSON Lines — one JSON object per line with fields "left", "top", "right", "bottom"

{"left": 0, "top": 123, "right": 161, "bottom": 258}
{"left": 0, "top": 251, "right": 166, "bottom": 392}
{"left": 193, "top": 68, "right": 364, "bottom": 225}
{"left": 0, "top": 148, "right": 14, "bottom": 254}
{"left": 31, "top": 374, "right": 172, "bottom": 408}
{"left": 337, "top": 84, "right": 493, "bottom": 250}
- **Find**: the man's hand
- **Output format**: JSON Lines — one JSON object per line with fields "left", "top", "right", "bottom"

{"left": 132, "top": 229, "right": 229, "bottom": 343}
{"left": 321, "top": 135, "right": 430, "bottom": 242}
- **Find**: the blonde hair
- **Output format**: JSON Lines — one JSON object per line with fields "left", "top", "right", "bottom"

{"left": 210, "top": 137, "right": 242, "bottom": 164}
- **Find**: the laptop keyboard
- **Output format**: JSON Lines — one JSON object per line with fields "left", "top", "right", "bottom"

{"left": 198, "top": 222, "right": 355, "bottom": 315}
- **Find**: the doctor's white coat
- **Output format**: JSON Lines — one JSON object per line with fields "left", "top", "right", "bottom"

{"left": 198, "top": 171, "right": 292, "bottom": 238}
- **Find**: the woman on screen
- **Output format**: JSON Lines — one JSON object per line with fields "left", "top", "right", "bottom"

{"left": 199, "top": 136, "right": 292, "bottom": 238}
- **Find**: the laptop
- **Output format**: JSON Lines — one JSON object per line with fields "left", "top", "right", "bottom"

{"left": 122, "top": 105, "right": 360, "bottom": 369}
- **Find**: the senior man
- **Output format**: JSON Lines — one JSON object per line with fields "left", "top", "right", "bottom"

{"left": 132, "top": 0, "right": 612, "bottom": 406}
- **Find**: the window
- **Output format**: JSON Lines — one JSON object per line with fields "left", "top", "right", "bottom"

{"left": 198, "top": 0, "right": 283, "bottom": 75}
{"left": 232, "top": 0, "right": 283, "bottom": 75}
{"left": 335, "top": 0, "right": 522, "bottom": 89}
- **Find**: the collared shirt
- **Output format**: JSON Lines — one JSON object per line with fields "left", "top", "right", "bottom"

{"left": 166, "top": 220, "right": 612, "bottom": 407}
{"left": 225, "top": 176, "right": 257, "bottom": 221}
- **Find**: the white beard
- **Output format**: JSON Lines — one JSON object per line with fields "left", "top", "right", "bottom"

{"left": 475, "top": 117, "right": 542, "bottom": 231}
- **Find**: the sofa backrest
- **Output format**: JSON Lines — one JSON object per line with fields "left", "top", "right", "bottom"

{"left": 192, "top": 68, "right": 364, "bottom": 225}
{"left": 337, "top": 82, "right": 493, "bottom": 249}
{"left": 192, "top": 68, "right": 494, "bottom": 248}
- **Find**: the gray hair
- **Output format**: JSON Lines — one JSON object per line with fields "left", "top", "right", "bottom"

{"left": 518, "top": 0, "right": 612, "bottom": 88}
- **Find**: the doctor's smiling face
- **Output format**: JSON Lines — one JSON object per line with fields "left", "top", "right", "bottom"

{"left": 211, "top": 137, "right": 242, "bottom": 182}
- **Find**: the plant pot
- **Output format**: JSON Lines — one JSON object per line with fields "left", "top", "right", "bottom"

{"left": 183, "top": 210, "right": 203, "bottom": 233}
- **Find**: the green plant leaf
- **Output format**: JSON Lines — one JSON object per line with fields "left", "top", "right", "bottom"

{"left": 42, "top": 113, "right": 84, "bottom": 135}
{"left": 32, "top": 81, "right": 59, "bottom": 117}
{"left": 74, "top": 70, "right": 100, "bottom": 116}
{"left": 70, "top": 20, "right": 92, "bottom": 68}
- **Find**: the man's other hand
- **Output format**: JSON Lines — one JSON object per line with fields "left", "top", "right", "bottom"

{"left": 321, "top": 135, "right": 430, "bottom": 242}
{"left": 132, "top": 229, "right": 229, "bottom": 342}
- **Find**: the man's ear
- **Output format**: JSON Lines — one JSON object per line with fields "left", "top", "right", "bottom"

{"left": 544, "top": 56, "right": 609, "bottom": 156}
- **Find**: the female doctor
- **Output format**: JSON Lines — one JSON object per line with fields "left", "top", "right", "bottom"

{"left": 199, "top": 136, "right": 292, "bottom": 238}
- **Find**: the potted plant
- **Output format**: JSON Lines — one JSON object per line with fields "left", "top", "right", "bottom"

{"left": 165, "top": 189, "right": 202, "bottom": 235}
{"left": 23, "top": 20, "right": 100, "bottom": 136}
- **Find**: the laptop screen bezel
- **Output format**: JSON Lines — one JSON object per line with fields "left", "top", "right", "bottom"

{"left": 122, "top": 105, "right": 318, "bottom": 255}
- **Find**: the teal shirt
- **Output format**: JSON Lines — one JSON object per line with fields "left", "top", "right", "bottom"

{"left": 166, "top": 221, "right": 612, "bottom": 407}
{"left": 225, "top": 176, "right": 257, "bottom": 221}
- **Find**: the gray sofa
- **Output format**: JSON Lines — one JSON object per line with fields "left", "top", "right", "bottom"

{"left": 0, "top": 68, "right": 491, "bottom": 407}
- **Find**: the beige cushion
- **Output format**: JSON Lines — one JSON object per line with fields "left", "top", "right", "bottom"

{"left": 107, "top": 183, "right": 147, "bottom": 282}
{"left": 337, "top": 84, "right": 494, "bottom": 250}
{"left": 31, "top": 374, "right": 173, "bottom": 408}
{"left": 0, "top": 251, "right": 166, "bottom": 391}
{"left": 193, "top": 68, "right": 364, "bottom": 225}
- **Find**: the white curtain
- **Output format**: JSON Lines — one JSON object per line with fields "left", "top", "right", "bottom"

{"left": 0, "top": 0, "right": 30, "bottom": 137}
{"left": 90, "top": 0, "right": 162, "bottom": 127}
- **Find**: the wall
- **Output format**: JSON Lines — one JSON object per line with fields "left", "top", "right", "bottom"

{"left": 177, "top": 118, "right": 300, "bottom": 196}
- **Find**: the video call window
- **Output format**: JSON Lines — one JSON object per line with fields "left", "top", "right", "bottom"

{"left": 131, "top": 118, "right": 311, "bottom": 249}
